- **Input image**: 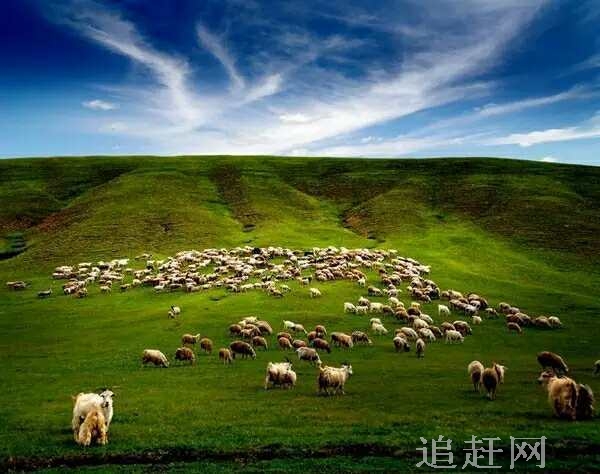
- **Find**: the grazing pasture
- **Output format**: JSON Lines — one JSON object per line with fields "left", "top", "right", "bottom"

{"left": 1, "top": 156, "right": 599, "bottom": 471}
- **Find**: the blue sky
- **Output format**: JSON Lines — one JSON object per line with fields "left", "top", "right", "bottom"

{"left": 2, "top": 0, "right": 600, "bottom": 163}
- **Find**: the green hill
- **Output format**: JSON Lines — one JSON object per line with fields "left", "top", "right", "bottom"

{"left": 1, "top": 156, "right": 599, "bottom": 472}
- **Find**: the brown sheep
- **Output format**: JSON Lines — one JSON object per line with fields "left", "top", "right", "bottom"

{"left": 218, "top": 348, "right": 233, "bottom": 364}
{"left": 181, "top": 333, "right": 201, "bottom": 346}
{"left": 229, "top": 340, "right": 256, "bottom": 359}
{"left": 228, "top": 324, "right": 242, "bottom": 337}
{"left": 576, "top": 384, "right": 595, "bottom": 420}
{"left": 415, "top": 338, "right": 425, "bottom": 358}
{"left": 311, "top": 337, "right": 332, "bottom": 353}
{"left": 307, "top": 331, "right": 318, "bottom": 342}
{"left": 537, "top": 351, "right": 568, "bottom": 375}
{"left": 276, "top": 332, "right": 293, "bottom": 342}
{"left": 314, "top": 325, "right": 327, "bottom": 338}
{"left": 278, "top": 337, "right": 293, "bottom": 351}
{"left": 351, "top": 331, "right": 372, "bottom": 345}
{"left": 199, "top": 338, "right": 213, "bottom": 354}
{"left": 252, "top": 336, "right": 268, "bottom": 351}
{"left": 256, "top": 320, "right": 273, "bottom": 335}
{"left": 482, "top": 363, "right": 503, "bottom": 400}
{"left": 292, "top": 339, "right": 307, "bottom": 349}
{"left": 175, "top": 347, "right": 196, "bottom": 365}
{"left": 537, "top": 370, "right": 578, "bottom": 420}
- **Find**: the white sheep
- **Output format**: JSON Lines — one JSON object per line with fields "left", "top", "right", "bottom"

{"left": 142, "top": 349, "right": 169, "bottom": 367}
{"left": 472, "top": 315, "right": 482, "bottom": 325}
{"left": 168, "top": 305, "right": 181, "bottom": 318}
{"left": 438, "top": 304, "right": 450, "bottom": 317}
{"left": 371, "top": 322, "right": 388, "bottom": 335}
{"left": 317, "top": 363, "right": 353, "bottom": 395}
{"left": 310, "top": 287, "right": 322, "bottom": 298}
{"left": 344, "top": 302, "right": 357, "bottom": 313}
{"left": 445, "top": 330, "right": 464, "bottom": 344}
{"left": 71, "top": 390, "right": 114, "bottom": 441}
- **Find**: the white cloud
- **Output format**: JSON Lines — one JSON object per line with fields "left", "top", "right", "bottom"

{"left": 82, "top": 99, "right": 118, "bottom": 110}
{"left": 279, "top": 113, "right": 313, "bottom": 124}
{"left": 540, "top": 156, "right": 557, "bottom": 162}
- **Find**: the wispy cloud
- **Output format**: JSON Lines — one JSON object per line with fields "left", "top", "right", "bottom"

{"left": 196, "top": 23, "right": 245, "bottom": 91}
{"left": 82, "top": 99, "right": 118, "bottom": 110}
{"left": 540, "top": 156, "right": 557, "bottom": 162}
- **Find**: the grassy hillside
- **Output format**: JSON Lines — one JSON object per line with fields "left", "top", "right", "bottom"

{"left": 1, "top": 156, "right": 599, "bottom": 472}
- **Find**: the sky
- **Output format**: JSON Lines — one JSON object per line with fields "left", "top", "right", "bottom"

{"left": 1, "top": 0, "right": 600, "bottom": 164}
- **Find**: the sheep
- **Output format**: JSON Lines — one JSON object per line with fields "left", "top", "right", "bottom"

{"left": 317, "top": 363, "right": 353, "bottom": 395}
{"left": 594, "top": 360, "right": 600, "bottom": 376}
{"left": 393, "top": 336, "right": 410, "bottom": 352}
{"left": 507, "top": 322, "right": 522, "bottom": 334}
{"left": 344, "top": 302, "right": 357, "bottom": 313}
{"left": 198, "top": 338, "right": 213, "bottom": 354}
{"left": 388, "top": 297, "right": 401, "bottom": 308}
{"left": 229, "top": 341, "right": 256, "bottom": 359}
{"left": 453, "top": 320, "right": 472, "bottom": 336}
{"left": 371, "top": 322, "right": 388, "bottom": 335}
{"left": 537, "top": 351, "right": 569, "bottom": 375}
{"left": 415, "top": 338, "right": 425, "bottom": 358}
{"left": 351, "top": 331, "right": 372, "bottom": 345}
{"left": 472, "top": 315, "right": 482, "bottom": 325}
{"left": 219, "top": 348, "right": 233, "bottom": 364}
{"left": 438, "top": 304, "right": 450, "bottom": 317}
{"left": 413, "top": 318, "right": 429, "bottom": 330}
{"left": 482, "top": 363, "right": 503, "bottom": 400}
{"left": 445, "top": 330, "right": 464, "bottom": 344}
{"left": 310, "top": 287, "right": 322, "bottom": 298}
{"left": 370, "top": 302, "right": 384, "bottom": 313}
{"left": 37, "top": 289, "right": 52, "bottom": 299}
{"left": 297, "top": 347, "right": 321, "bottom": 365}
{"left": 357, "top": 277, "right": 366, "bottom": 287}
{"left": 292, "top": 339, "right": 307, "bottom": 349}
{"left": 368, "top": 286, "right": 383, "bottom": 297}
{"left": 537, "top": 370, "right": 578, "bottom": 420}
{"left": 358, "top": 296, "right": 370, "bottom": 307}
{"left": 264, "top": 361, "right": 296, "bottom": 390}
{"left": 71, "top": 390, "right": 115, "bottom": 442}
{"left": 256, "top": 321, "right": 273, "bottom": 335}
{"left": 533, "top": 316, "right": 551, "bottom": 329}
{"left": 311, "top": 337, "right": 332, "bottom": 353}
{"left": 419, "top": 313, "right": 434, "bottom": 325}
{"left": 369, "top": 317, "right": 382, "bottom": 326}
{"left": 485, "top": 308, "right": 498, "bottom": 319}
{"left": 283, "top": 320, "right": 308, "bottom": 334}
{"left": 314, "top": 325, "right": 327, "bottom": 338}
{"left": 331, "top": 332, "right": 354, "bottom": 348}
{"left": 175, "top": 347, "right": 196, "bottom": 365}
{"left": 398, "top": 327, "right": 418, "bottom": 341}
{"left": 142, "top": 349, "right": 169, "bottom": 368}
{"left": 548, "top": 316, "right": 563, "bottom": 328}
{"left": 228, "top": 324, "right": 242, "bottom": 337}
{"left": 468, "top": 361, "right": 484, "bottom": 392}
{"left": 417, "top": 328, "right": 436, "bottom": 342}
{"left": 100, "top": 285, "right": 111, "bottom": 293}
{"left": 252, "top": 336, "right": 268, "bottom": 351}
{"left": 277, "top": 332, "right": 293, "bottom": 342}
{"left": 182, "top": 333, "right": 201, "bottom": 346}
{"left": 576, "top": 384, "right": 595, "bottom": 420}
{"left": 356, "top": 305, "right": 369, "bottom": 315}
{"left": 440, "top": 322, "right": 455, "bottom": 333}
{"left": 168, "top": 305, "right": 181, "bottom": 318}
{"left": 278, "top": 337, "right": 294, "bottom": 351}
{"left": 77, "top": 407, "right": 108, "bottom": 446}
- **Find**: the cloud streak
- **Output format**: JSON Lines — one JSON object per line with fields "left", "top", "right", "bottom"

{"left": 82, "top": 99, "right": 117, "bottom": 110}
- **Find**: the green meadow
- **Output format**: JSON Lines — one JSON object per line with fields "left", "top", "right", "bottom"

{"left": 1, "top": 156, "right": 599, "bottom": 472}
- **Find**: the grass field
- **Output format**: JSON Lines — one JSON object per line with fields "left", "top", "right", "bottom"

{"left": 1, "top": 156, "right": 599, "bottom": 472}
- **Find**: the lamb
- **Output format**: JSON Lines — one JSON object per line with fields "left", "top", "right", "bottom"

{"left": 344, "top": 302, "right": 357, "bottom": 313}
{"left": 219, "top": 348, "right": 233, "bottom": 364}
{"left": 472, "top": 315, "right": 482, "bottom": 325}
{"left": 252, "top": 336, "right": 268, "bottom": 351}
{"left": 200, "top": 338, "right": 213, "bottom": 354}
{"left": 71, "top": 389, "right": 115, "bottom": 441}
{"left": 142, "top": 349, "right": 169, "bottom": 368}
{"left": 438, "top": 304, "right": 450, "bottom": 317}
{"left": 175, "top": 347, "right": 196, "bottom": 364}
{"left": 415, "top": 338, "right": 425, "bottom": 358}
{"left": 507, "top": 322, "right": 522, "bottom": 334}
{"left": 317, "top": 363, "right": 353, "bottom": 395}
{"left": 310, "top": 287, "right": 322, "bottom": 298}
{"left": 297, "top": 347, "right": 321, "bottom": 365}
{"left": 537, "top": 370, "right": 578, "bottom": 420}
{"left": 393, "top": 336, "right": 410, "bottom": 352}
{"left": 229, "top": 341, "right": 257, "bottom": 359}
{"left": 482, "top": 363, "right": 504, "bottom": 400}
{"left": 168, "top": 305, "right": 181, "bottom": 318}
{"left": 77, "top": 408, "right": 108, "bottom": 446}
{"left": 181, "top": 333, "right": 201, "bottom": 346}
{"left": 371, "top": 322, "right": 388, "bottom": 335}
{"left": 311, "top": 337, "right": 332, "bottom": 353}
{"left": 537, "top": 351, "right": 569, "bottom": 375}
{"left": 445, "top": 330, "right": 464, "bottom": 344}
{"left": 468, "top": 361, "right": 484, "bottom": 392}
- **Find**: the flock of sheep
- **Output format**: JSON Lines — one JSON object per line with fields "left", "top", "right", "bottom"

{"left": 5, "top": 245, "right": 596, "bottom": 447}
